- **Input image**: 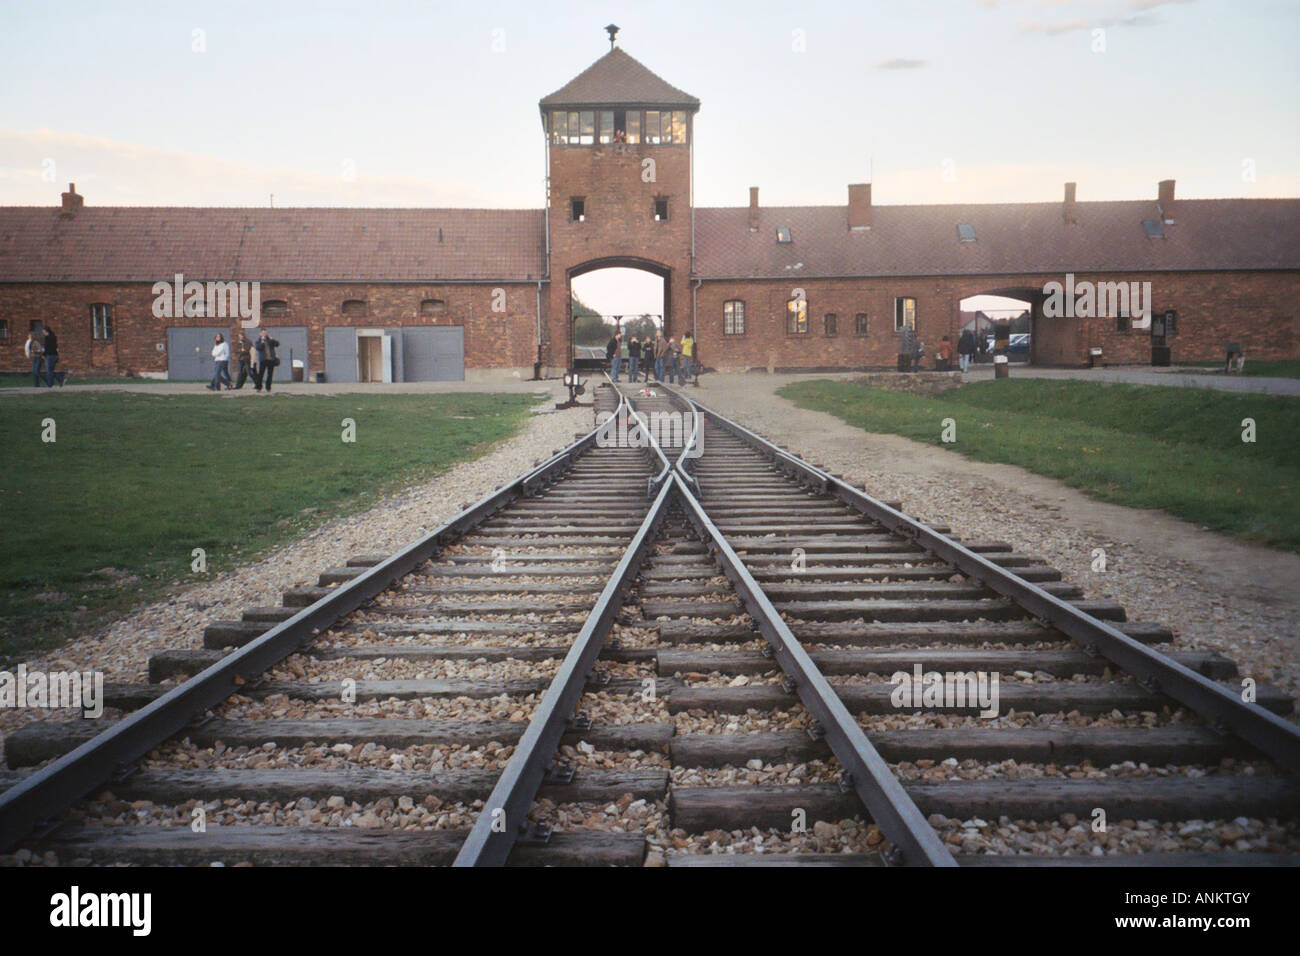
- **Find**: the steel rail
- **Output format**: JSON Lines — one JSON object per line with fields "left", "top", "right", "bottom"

{"left": 453, "top": 477, "right": 675, "bottom": 866}
{"left": 669, "top": 471, "right": 957, "bottom": 866}
{"left": 678, "top": 393, "right": 1300, "bottom": 771}
{"left": 602, "top": 373, "right": 673, "bottom": 494}
{"left": 0, "top": 401, "right": 620, "bottom": 853}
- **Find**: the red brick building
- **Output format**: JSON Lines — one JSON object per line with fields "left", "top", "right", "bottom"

{"left": 2, "top": 44, "right": 1297, "bottom": 380}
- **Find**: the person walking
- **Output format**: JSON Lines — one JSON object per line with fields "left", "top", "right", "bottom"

{"left": 627, "top": 335, "right": 642, "bottom": 383}
{"left": 606, "top": 330, "right": 622, "bottom": 382}
{"left": 208, "top": 333, "right": 232, "bottom": 390}
{"left": 42, "top": 325, "right": 67, "bottom": 386}
{"left": 899, "top": 326, "right": 916, "bottom": 373}
{"left": 25, "top": 327, "right": 45, "bottom": 387}
{"left": 680, "top": 332, "right": 694, "bottom": 383}
{"left": 957, "top": 328, "right": 976, "bottom": 374}
{"left": 254, "top": 328, "right": 280, "bottom": 392}
{"left": 234, "top": 333, "right": 253, "bottom": 389}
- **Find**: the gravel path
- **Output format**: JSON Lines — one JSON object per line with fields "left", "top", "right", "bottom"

{"left": 686, "top": 373, "right": 1300, "bottom": 708}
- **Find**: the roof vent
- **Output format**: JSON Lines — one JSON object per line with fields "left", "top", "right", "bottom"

{"left": 957, "top": 223, "right": 976, "bottom": 242}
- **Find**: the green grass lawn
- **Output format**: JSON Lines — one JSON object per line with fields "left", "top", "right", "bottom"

{"left": 1173, "top": 359, "right": 1300, "bottom": 379}
{"left": 0, "top": 391, "right": 541, "bottom": 661}
{"left": 0, "top": 372, "right": 172, "bottom": 389}
{"left": 778, "top": 379, "right": 1300, "bottom": 551}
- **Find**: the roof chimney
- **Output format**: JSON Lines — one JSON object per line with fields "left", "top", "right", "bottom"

{"left": 748, "top": 187, "right": 759, "bottom": 232}
{"left": 848, "top": 183, "right": 872, "bottom": 230}
{"left": 1063, "top": 182, "right": 1077, "bottom": 225}
{"left": 60, "top": 183, "right": 83, "bottom": 217}
{"left": 1157, "top": 179, "right": 1175, "bottom": 223}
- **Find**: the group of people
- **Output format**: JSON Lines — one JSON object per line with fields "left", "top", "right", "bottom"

{"left": 605, "top": 330, "right": 698, "bottom": 385}
{"left": 897, "top": 327, "right": 978, "bottom": 373}
{"left": 24, "top": 326, "right": 67, "bottom": 387}
{"left": 209, "top": 328, "right": 281, "bottom": 392}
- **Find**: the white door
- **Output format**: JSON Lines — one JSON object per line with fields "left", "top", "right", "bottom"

{"left": 381, "top": 334, "right": 393, "bottom": 383}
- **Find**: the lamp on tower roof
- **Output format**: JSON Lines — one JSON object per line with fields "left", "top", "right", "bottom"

{"left": 605, "top": 23, "right": 620, "bottom": 49}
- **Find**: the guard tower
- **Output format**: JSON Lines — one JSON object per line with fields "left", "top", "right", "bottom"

{"left": 539, "top": 27, "right": 699, "bottom": 368}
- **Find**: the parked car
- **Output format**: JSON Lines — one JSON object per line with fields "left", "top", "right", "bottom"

{"left": 1007, "top": 333, "right": 1030, "bottom": 358}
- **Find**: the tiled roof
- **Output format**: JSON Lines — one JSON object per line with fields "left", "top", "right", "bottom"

{"left": 693, "top": 198, "right": 1300, "bottom": 279}
{"left": 539, "top": 48, "right": 699, "bottom": 109}
{"left": 0, "top": 207, "right": 547, "bottom": 282}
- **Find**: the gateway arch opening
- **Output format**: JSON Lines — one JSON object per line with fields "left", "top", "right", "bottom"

{"left": 570, "top": 264, "right": 668, "bottom": 371}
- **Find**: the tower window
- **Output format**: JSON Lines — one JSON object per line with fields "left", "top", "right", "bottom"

{"left": 91, "top": 303, "right": 113, "bottom": 340}
{"left": 786, "top": 297, "right": 808, "bottom": 335}
{"left": 570, "top": 198, "right": 585, "bottom": 222}
{"left": 824, "top": 313, "right": 838, "bottom": 337}
{"left": 654, "top": 198, "right": 669, "bottom": 221}
{"left": 626, "top": 111, "right": 640, "bottom": 143}
{"left": 551, "top": 111, "right": 568, "bottom": 145}
{"left": 723, "top": 300, "right": 745, "bottom": 335}
{"left": 644, "top": 111, "right": 661, "bottom": 145}
{"left": 599, "top": 111, "right": 614, "bottom": 144}
{"left": 579, "top": 111, "right": 595, "bottom": 145}
{"left": 855, "top": 312, "right": 868, "bottom": 335}
{"left": 894, "top": 297, "right": 916, "bottom": 331}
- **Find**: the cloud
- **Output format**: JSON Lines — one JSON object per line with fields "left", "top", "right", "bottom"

{"left": 0, "top": 126, "right": 516, "bottom": 208}
{"left": 875, "top": 57, "right": 930, "bottom": 70}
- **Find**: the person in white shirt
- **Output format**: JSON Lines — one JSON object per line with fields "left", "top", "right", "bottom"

{"left": 208, "top": 333, "right": 232, "bottom": 390}
{"left": 25, "top": 328, "right": 45, "bottom": 387}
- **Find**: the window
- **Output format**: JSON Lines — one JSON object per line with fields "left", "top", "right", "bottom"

{"left": 894, "top": 297, "right": 916, "bottom": 331}
{"left": 579, "top": 111, "right": 595, "bottom": 145}
{"left": 854, "top": 313, "right": 868, "bottom": 335}
{"left": 262, "top": 299, "right": 287, "bottom": 317}
{"left": 723, "top": 300, "right": 745, "bottom": 335}
{"left": 786, "top": 297, "right": 808, "bottom": 335}
{"left": 570, "top": 197, "right": 585, "bottom": 222}
{"left": 551, "top": 111, "right": 568, "bottom": 145}
{"left": 91, "top": 303, "right": 112, "bottom": 340}
{"left": 644, "top": 111, "right": 661, "bottom": 144}
{"left": 599, "top": 110, "right": 614, "bottom": 144}
{"left": 1162, "top": 310, "right": 1177, "bottom": 335}
{"left": 824, "top": 313, "right": 838, "bottom": 337}
{"left": 776, "top": 226, "right": 792, "bottom": 244}
{"left": 342, "top": 299, "right": 367, "bottom": 317}
{"left": 1117, "top": 312, "right": 1131, "bottom": 332}
{"left": 626, "top": 111, "right": 641, "bottom": 144}
{"left": 566, "top": 111, "right": 580, "bottom": 145}
{"left": 0, "top": 320, "right": 8, "bottom": 341}
{"left": 957, "top": 223, "right": 976, "bottom": 242}
{"left": 420, "top": 298, "right": 446, "bottom": 316}
{"left": 673, "top": 112, "right": 688, "bottom": 144}
{"left": 654, "top": 198, "right": 669, "bottom": 221}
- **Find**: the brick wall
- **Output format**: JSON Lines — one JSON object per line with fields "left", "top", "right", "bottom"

{"left": 544, "top": 138, "right": 694, "bottom": 370}
{"left": 0, "top": 282, "right": 542, "bottom": 375}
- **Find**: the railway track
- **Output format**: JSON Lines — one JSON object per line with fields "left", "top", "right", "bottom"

{"left": 1, "top": 378, "right": 1296, "bottom": 866}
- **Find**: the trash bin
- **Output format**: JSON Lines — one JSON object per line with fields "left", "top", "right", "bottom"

{"left": 994, "top": 354, "right": 1010, "bottom": 379}
{"left": 1088, "top": 347, "right": 1103, "bottom": 369}
{"left": 292, "top": 359, "right": 305, "bottom": 383}
{"left": 1151, "top": 346, "right": 1171, "bottom": 367}
{"left": 315, "top": 371, "right": 326, "bottom": 383}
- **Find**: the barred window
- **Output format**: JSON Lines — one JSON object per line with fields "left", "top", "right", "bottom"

{"left": 786, "top": 297, "right": 808, "bottom": 335}
{"left": 0, "top": 319, "right": 8, "bottom": 340}
{"left": 855, "top": 313, "right": 868, "bottom": 335}
{"left": 91, "top": 303, "right": 112, "bottom": 340}
{"left": 824, "top": 313, "right": 837, "bottom": 337}
{"left": 723, "top": 300, "right": 745, "bottom": 335}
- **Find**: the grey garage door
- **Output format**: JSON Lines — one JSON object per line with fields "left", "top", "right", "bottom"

{"left": 324, "top": 327, "right": 357, "bottom": 383}
{"left": 167, "top": 326, "right": 232, "bottom": 380}
{"left": 260, "top": 326, "right": 308, "bottom": 381}
{"left": 403, "top": 326, "right": 464, "bottom": 382}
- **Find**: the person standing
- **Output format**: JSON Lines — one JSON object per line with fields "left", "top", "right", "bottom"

{"left": 667, "top": 336, "right": 681, "bottom": 384}
{"left": 606, "top": 330, "right": 622, "bottom": 382}
{"left": 957, "top": 328, "right": 976, "bottom": 374}
{"left": 912, "top": 334, "right": 925, "bottom": 373}
{"left": 680, "top": 332, "right": 694, "bottom": 382}
{"left": 25, "top": 327, "right": 45, "bottom": 387}
{"left": 208, "top": 333, "right": 232, "bottom": 390}
{"left": 234, "top": 333, "right": 253, "bottom": 389}
{"left": 254, "top": 328, "right": 280, "bottom": 392}
{"left": 42, "top": 325, "right": 67, "bottom": 386}
{"left": 627, "top": 335, "right": 642, "bottom": 383}
{"left": 653, "top": 332, "right": 668, "bottom": 383}
{"left": 937, "top": 335, "right": 953, "bottom": 372}
{"left": 899, "top": 326, "right": 916, "bottom": 373}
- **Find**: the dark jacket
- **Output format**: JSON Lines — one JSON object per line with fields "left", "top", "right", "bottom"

{"left": 958, "top": 330, "right": 976, "bottom": 356}
{"left": 605, "top": 336, "right": 619, "bottom": 360}
{"left": 43, "top": 331, "right": 59, "bottom": 357}
{"left": 254, "top": 336, "right": 279, "bottom": 365}
{"left": 628, "top": 340, "right": 642, "bottom": 359}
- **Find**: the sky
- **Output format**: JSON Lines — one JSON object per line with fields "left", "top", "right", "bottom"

{"left": 1, "top": 0, "right": 1296, "bottom": 316}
